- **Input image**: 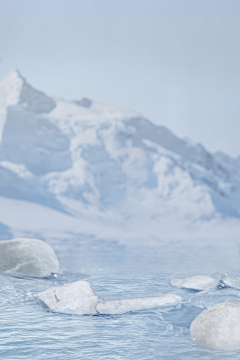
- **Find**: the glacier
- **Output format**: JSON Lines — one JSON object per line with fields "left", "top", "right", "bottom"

{"left": 0, "top": 69, "right": 240, "bottom": 225}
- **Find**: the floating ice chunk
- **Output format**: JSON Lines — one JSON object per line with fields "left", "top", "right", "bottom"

{"left": 221, "top": 277, "right": 240, "bottom": 290}
{"left": 34, "top": 281, "right": 99, "bottom": 315}
{"left": 0, "top": 238, "right": 60, "bottom": 278}
{"left": 96, "top": 294, "right": 181, "bottom": 315}
{"left": 34, "top": 280, "right": 181, "bottom": 315}
{"left": 190, "top": 302, "right": 240, "bottom": 351}
{"left": 171, "top": 275, "right": 218, "bottom": 291}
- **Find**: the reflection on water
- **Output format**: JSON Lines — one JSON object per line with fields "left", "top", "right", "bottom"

{"left": 0, "top": 233, "right": 240, "bottom": 359}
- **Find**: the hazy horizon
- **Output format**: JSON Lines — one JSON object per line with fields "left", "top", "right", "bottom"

{"left": 0, "top": 1, "right": 240, "bottom": 157}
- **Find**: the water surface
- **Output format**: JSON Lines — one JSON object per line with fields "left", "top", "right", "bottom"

{"left": 0, "top": 233, "right": 240, "bottom": 359}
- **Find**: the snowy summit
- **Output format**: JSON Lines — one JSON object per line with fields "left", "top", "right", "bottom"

{"left": 0, "top": 69, "right": 240, "bottom": 224}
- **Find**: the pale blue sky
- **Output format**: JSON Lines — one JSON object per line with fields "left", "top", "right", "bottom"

{"left": 0, "top": 1, "right": 240, "bottom": 157}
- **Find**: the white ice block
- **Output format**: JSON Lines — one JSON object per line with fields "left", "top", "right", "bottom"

{"left": 0, "top": 238, "right": 60, "bottom": 278}
{"left": 190, "top": 302, "right": 240, "bottom": 351}
{"left": 34, "top": 280, "right": 181, "bottom": 315}
{"left": 222, "top": 277, "right": 240, "bottom": 290}
{"left": 96, "top": 294, "right": 181, "bottom": 315}
{"left": 171, "top": 275, "right": 218, "bottom": 291}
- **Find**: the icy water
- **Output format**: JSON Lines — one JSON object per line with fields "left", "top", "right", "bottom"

{"left": 1, "top": 233, "right": 240, "bottom": 359}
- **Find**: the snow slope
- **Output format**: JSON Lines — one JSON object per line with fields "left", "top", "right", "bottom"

{"left": 0, "top": 69, "right": 240, "bottom": 234}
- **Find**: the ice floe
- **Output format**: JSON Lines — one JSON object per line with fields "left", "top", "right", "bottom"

{"left": 0, "top": 238, "right": 60, "bottom": 277}
{"left": 190, "top": 302, "right": 240, "bottom": 351}
{"left": 171, "top": 275, "right": 218, "bottom": 291}
{"left": 220, "top": 277, "right": 240, "bottom": 290}
{"left": 33, "top": 280, "right": 181, "bottom": 315}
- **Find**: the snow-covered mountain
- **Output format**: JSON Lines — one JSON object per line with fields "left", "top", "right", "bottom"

{"left": 0, "top": 69, "right": 240, "bottom": 228}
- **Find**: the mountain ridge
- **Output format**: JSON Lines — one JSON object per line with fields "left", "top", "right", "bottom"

{"left": 0, "top": 70, "right": 239, "bottom": 223}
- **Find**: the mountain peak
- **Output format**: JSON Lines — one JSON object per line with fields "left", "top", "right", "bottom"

{"left": 0, "top": 69, "right": 27, "bottom": 89}
{"left": 9, "top": 68, "right": 24, "bottom": 80}
{"left": 0, "top": 69, "right": 25, "bottom": 107}
{"left": 0, "top": 70, "right": 56, "bottom": 114}
{"left": 0, "top": 69, "right": 240, "bottom": 221}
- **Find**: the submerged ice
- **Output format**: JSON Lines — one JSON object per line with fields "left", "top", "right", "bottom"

{"left": 33, "top": 280, "right": 181, "bottom": 315}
